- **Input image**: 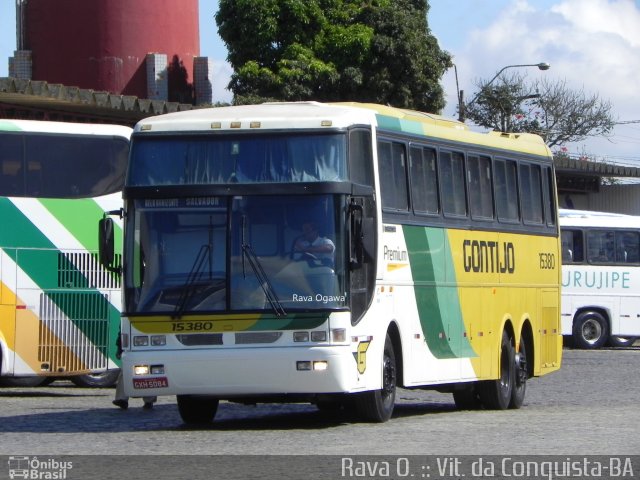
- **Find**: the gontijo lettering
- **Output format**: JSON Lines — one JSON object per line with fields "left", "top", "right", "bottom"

{"left": 463, "top": 239, "right": 515, "bottom": 273}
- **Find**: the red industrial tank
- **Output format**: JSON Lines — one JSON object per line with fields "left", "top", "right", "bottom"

{"left": 23, "top": 0, "right": 200, "bottom": 99}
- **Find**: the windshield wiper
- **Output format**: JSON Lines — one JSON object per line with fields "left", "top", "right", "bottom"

{"left": 173, "top": 243, "right": 211, "bottom": 319}
{"left": 173, "top": 215, "right": 216, "bottom": 319}
{"left": 241, "top": 215, "right": 286, "bottom": 317}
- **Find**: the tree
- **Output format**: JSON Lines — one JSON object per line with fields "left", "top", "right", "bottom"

{"left": 463, "top": 73, "right": 615, "bottom": 148}
{"left": 215, "top": 0, "right": 451, "bottom": 111}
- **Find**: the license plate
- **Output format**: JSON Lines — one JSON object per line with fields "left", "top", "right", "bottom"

{"left": 133, "top": 377, "right": 168, "bottom": 389}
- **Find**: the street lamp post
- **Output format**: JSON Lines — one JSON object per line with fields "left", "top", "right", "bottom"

{"left": 458, "top": 62, "right": 550, "bottom": 122}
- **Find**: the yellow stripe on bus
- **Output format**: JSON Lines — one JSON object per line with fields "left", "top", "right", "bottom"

{"left": 2, "top": 282, "right": 91, "bottom": 374}
{"left": 130, "top": 313, "right": 263, "bottom": 334}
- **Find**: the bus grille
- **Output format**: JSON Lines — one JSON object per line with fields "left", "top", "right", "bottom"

{"left": 38, "top": 291, "right": 110, "bottom": 373}
{"left": 58, "top": 252, "right": 121, "bottom": 289}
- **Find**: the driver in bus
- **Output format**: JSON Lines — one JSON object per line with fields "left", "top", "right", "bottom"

{"left": 293, "top": 222, "right": 335, "bottom": 266}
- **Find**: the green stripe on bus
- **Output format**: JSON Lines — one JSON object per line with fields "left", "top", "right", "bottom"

{"left": 376, "top": 114, "right": 425, "bottom": 136}
{"left": 0, "top": 198, "right": 55, "bottom": 253}
{"left": 246, "top": 313, "right": 328, "bottom": 331}
{"left": 40, "top": 198, "right": 123, "bottom": 252}
{"left": 404, "top": 225, "right": 476, "bottom": 359}
{"left": 0, "top": 121, "right": 23, "bottom": 131}
{"left": 0, "top": 198, "right": 116, "bottom": 359}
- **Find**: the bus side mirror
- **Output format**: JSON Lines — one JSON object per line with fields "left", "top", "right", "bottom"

{"left": 349, "top": 200, "right": 376, "bottom": 270}
{"left": 99, "top": 217, "right": 115, "bottom": 268}
{"left": 349, "top": 203, "right": 363, "bottom": 269}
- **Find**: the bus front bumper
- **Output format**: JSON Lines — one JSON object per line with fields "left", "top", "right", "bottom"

{"left": 121, "top": 345, "right": 365, "bottom": 398}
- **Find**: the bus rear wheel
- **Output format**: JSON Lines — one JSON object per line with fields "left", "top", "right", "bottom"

{"left": 354, "top": 334, "right": 396, "bottom": 422}
{"left": 510, "top": 335, "right": 528, "bottom": 409}
{"left": 573, "top": 311, "right": 608, "bottom": 349}
{"left": 607, "top": 336, "right": 637, "bottom": 348}
{"left": 478, "top": 330, "right": 514, "bottom": 410}
{"left": 0, "top": 376, "right": 49, "bottom": 387}
{"left": 177, "top": 395, "right": 219, "bottom": 425}
{"left": 70, "top": 370, "right": 120, "bottom": 388}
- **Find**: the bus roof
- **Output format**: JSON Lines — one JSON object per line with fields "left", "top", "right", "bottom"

{"left": 0, "top": 119, "right": 132, "bottom": 139}
{"left": 135, "top": 102, "right": 376, "bottom": 133}
{"left": 134, "top": 102, "right": 551, "bottom": 158}
{"left": 559, "top": 209, "right": 640, "bottom": 229}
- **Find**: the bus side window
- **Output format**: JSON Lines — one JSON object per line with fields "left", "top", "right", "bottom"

{"left": 520, "top": 163, "right": 543, "bottom": 224}
{"left": 616, "top": 231, "right": 640, "bottom": 263}
{"left": 494, "top": 158, "right": 519, "bottom": 223}
{"left": 587, "top": 230, "right": 614, "bottom": 263}
{"left": 0, "top": 135, "right": 24, "bottom": 196}
{"left": 562, "top": 229, "right": 583, "bottom": 263}
{"left": 440, "top": 150, "right": 466, "bottom": 217}
{"left": 378, "top": 140, "right": 409, "bottom": 211}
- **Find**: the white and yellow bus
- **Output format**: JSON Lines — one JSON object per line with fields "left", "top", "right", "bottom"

{"left": 100, "top": 102, "right": 562, "bottom": 423}
{"left": 560, "top": 209, "right": 640, "bottom": 349}
{"left": 1, "top": 119, "right": 129, "bottom": 387}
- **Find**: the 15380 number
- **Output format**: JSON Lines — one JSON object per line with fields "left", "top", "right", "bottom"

{"left": 171, "top": 321, "right": 214, "bottom": 332}
{"left": 539, "top": 252, "right": 556, "bottom": 270}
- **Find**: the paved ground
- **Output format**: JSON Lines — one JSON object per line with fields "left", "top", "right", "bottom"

{"left": 1, "top": 346, "right": 638, "bottom": 479}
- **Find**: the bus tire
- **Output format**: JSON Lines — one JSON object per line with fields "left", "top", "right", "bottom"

{"left": 607, "top": 336, "right": 637, "bottom": 348}
{"left": 478, "top": 330, "right": 514, "bottom": 410}
{"left": 0, "top": 376, "right": 48, "bottom": 387}
{"left": 453, "top": 384, "right": 482, "bottom": 410}
{"left": 510, "top": 335, "right": 527, "bottom": 409}
{"left": 573, "top": 311, "right": 608, "bottom": 349}
{"left": 70, "top": 370, "right": 120, "bottom": 388}
{"left": 354, "top": 334, "right": 396, "bottom": 422}
{"left": 177, "top": 395, "right": 219, "bottom": 425}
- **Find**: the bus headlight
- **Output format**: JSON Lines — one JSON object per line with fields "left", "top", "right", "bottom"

{"left": 331, "top": 328, "right": 346, "bottom": 342}
{"left": 134, "top": 365, "right": 149, "bottom": 375}
{"left": 296, "top": 361, "right": 312, "bottom": 371}
{"left": 293, "top": 332, "right": 309, "bottom": 342}
{"left": 310, "top": 331, "right": 327, "bottom": 342}
{"left": 313, "top": 361, "right": 328, "bottom": 371}
{"left": 133, "top": 336, "right": 149, "bottom": 346}
{"left": 150, "top": 335, "right": 166, "bottom": 346}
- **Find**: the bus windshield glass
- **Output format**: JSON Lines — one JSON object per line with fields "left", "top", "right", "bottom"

{"left": 125, "top": 194, "right": 346, "bottom": 315}
{"left": 0, "top": 132, "right": 129, "bottom": 198}
{"left": 128, "top": 132, "right": 347, "bottom": 185}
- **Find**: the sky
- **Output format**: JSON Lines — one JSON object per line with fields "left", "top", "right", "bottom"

{"left": 1, "top": 0, "right": 640, "bottom": 164}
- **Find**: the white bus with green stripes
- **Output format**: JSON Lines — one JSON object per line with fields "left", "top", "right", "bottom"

{"left": 1, "top": 119, "right": 129, "bottom": 387}
{"left": 100, "top": 102, "right": 562, "bottom": 424}
{"left": 560, "top": 209, "right": 640, "bottom": 349}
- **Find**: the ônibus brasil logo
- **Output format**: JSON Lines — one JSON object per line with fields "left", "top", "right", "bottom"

{"left": 8, "top": 456, "right": 73, "bottom": 479}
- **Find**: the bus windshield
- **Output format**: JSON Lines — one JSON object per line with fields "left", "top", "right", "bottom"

{"left": 0, "top": 132, "right": 128, "bottom": 198}
{"left": 125, "top": 194, "right": 346, "bottom": 315}
{"left": 127, "top": 132, "right": 347, "bottom": 185}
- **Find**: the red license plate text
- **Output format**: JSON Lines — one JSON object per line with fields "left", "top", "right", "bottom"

{"left": 133, "top": 377, "right": 169, "bottom": 389}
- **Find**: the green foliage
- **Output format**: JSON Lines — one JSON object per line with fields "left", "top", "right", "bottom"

{"left": 464, "top": 73, "right": 615, "bottom": 148}
{"left": 215, "top": 0, "right": 451, "bottom": 111}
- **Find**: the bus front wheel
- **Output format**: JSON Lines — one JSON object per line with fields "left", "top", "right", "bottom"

{"left": 478, "top": 330, "right": 514, "bottom": 410}
{"left": 177, "top": 395, "right": 219, "bottom": 425}
{"left": 354, "top": 334, "right": 397, "bottom": 422}
{"left": 573, "top": 311, "right": 608, "bottom": 349}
